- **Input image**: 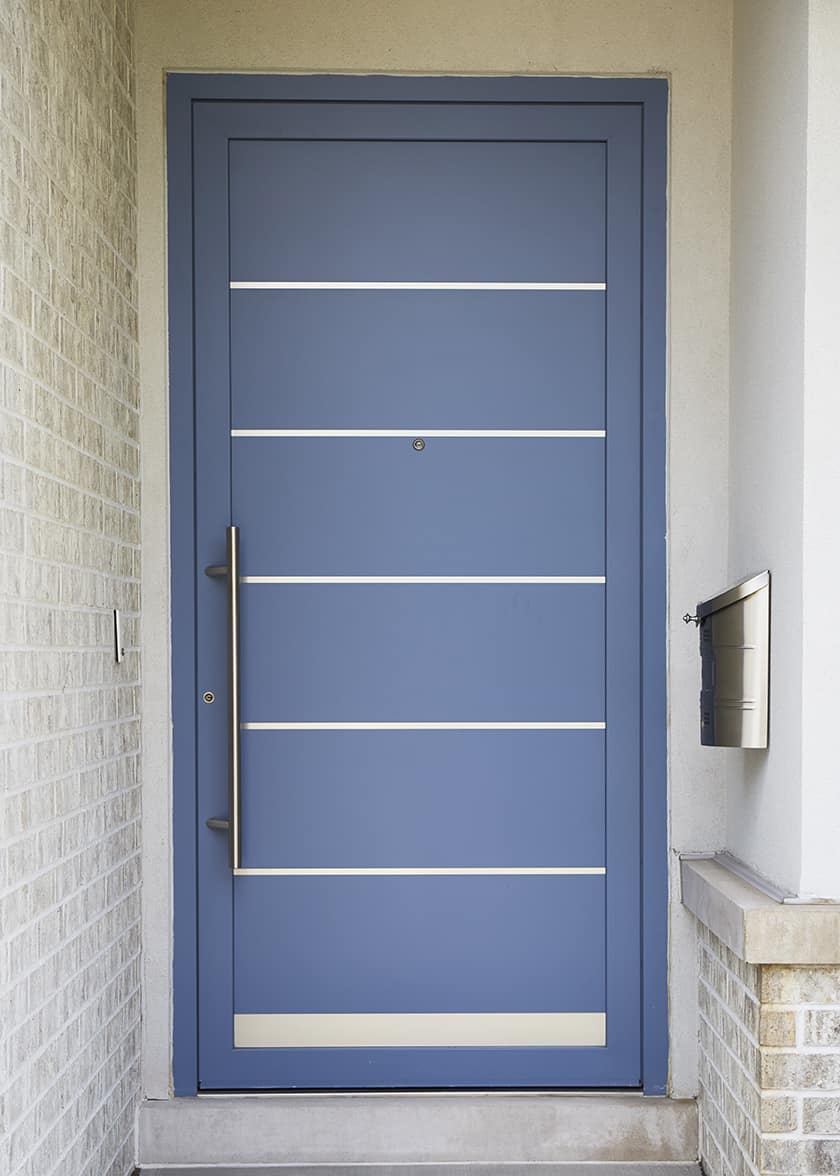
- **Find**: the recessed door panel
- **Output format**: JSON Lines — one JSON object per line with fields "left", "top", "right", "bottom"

{"left": 239, "top": 584, "right": 604, "bottom": 722}
{"left": 230, "top": 290, "right": 606, "bottom": 430}
{"left": 239, "top": 729, "right": 605, "bottom": 869}
{"left": 233, "top": 437, "right": 605, "bottom": 575}
{"left": 229, "top": 140, "right": 605, "bottom": 282}
{"left": 233, "top": 875, "right": 606, "bottom": 1016}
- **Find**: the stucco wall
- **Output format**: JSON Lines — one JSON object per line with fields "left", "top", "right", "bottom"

{"left": 728, "top": 0, "right": 840, "bottom": 902}
{"left": 727, "top": 0, "right": 808, "bottom": 898}
{"left": 799, "top": 0, "right": 840, "bottom": 902}
{"left": 0, "top": 0, "right": 141, "bottom": 1173}
{"left": 135, "top": 0, "right": 735, "bottom": 1099}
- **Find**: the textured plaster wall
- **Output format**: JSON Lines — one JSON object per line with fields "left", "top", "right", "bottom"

{"left": 799, "top": 0, "right": 840, "bottom": 901}
{"left": 728, "top": 0, "right": 840, "bottom": 901}
{"left": 0, "top": 0, "right": 141, "bottom": 1174}
{"left": 727, "top": 0, "right": 808, "bottom": 897}
{"left": 135, "top": 0, "right": 735, "bottom": 1099}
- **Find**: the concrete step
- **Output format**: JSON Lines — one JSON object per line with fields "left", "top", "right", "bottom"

{"left": 139, "top": 1167, "right": 701, "bottom": 1176}
{"left": 138, "top": 1094, "right": 698, "bottom": 1169}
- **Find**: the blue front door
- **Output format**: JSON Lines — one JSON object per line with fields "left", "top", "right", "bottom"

{"left": 179, "top": 77, "right": 666, "bottom": 1090}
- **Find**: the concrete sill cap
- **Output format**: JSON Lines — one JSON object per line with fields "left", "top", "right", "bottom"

{"left": 681, "top": 856, "right": 840, "bottom": 964}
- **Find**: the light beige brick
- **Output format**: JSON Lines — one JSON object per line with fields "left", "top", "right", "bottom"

{"left": 760, "top": 1095, "right": 799, "bottom": 1134}
{"left": 805, "top": 1011, "right": 840, "bottom": 1047}
{"left": 803, "top": 1096, "right": 840, "bottom": 1135}
{"left": 761, "top": 1138, "right": 840, "bottom": 1175}
{"left": 761, "top": 966, "right": 840, "bottom": 1005}
{"left": 759, "top": 1008, "right": 797, "bottom": 1048}
{"left": 761, "top": 1051, "right": 840, "bottom": 1092}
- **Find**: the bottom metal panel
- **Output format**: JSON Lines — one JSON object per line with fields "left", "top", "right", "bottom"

{"left": 234, "top": 1012, "right": 607, "bottom": 1049}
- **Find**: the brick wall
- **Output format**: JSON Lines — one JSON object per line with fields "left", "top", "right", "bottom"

{"left": 0, "top": 0, "right": 141, "bottom": 1174}
{"left": 699, "top": 925, "right": 840, "bottom": 1176}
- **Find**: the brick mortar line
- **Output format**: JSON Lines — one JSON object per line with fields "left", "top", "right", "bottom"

{"left": 764, "top": 1004, "right": 840, "bottom": 1013}
{"left": 2, "top": 965, "right": 141, "bottom": 1119}
{"left": 699, "top": 1072, "right": 761, "bottom": 1176}
{"left": 9, "top": 292, "right": 142, "bottom": 384}
{"left": 2, "top": 605, "right": 142, "bottom": 625}
{"left": 1, "top": 759, "right": 141, "bottom": 810}
{"left": 1, "top": 330, "right": 141, "bottom": 419}
{"left": 0, "top": 679, "right": 141, "bottom": 702}
{"left": 699, "top": 972, "right": 762, "bottom": 1051}
{"left": 2, "top": 715, "right": 141, "bottom": 758}
{"left": 698, "top": 1008, "right": 764, "bottom": 1140}
{"left": 0, "top": 625, "right": 141, "bottom": 645}
{"left": 699, "top": 1120, "right": 738, "bottom": 1176}
{"left": 0, "top": 853, "right": 142, "bottom": 960}
{"left": 1, "top": 950, "right": 140, "bottom": 1105}
{"left": 1, "top": 258, "right": 141, "bottom": 354}
{"left": 3, "top": 406, "right": 141, "bottom": 470}
{"left": 0, "top": 87, "right": 140, "bottom": 218}
{"left": 0, "top": 909, "right": 142, "bottom": 1055}
{"left": 15, "top": 391, "right": 142, "bottom": 460}
{"left": 2, "top": 749, "right": 142, "bottom": 801}
{"left": 0, "top": 269, "right": 140, "bottom": 376}
{"left": 0, "top": 189, "right": 139, "bottom": 302}
{"left": 7, "top": 1000, "right": 142, "bottom": 1172}
{"left": 60, "top": 1056, "right": 143, "bottom": 1176}
{"left": 1, "top": 716, "right": 142, "bottom": 751}
{"left": 700, "top": 938, "right": 762, "bottom": 1013}
{"left": 0, "top": 777, "right": 141, "bottom": 853}
{"left": 0, "top": 551, "right": 142, "bottom": 585}
{"left": 698, "top": 1094, "right": 759, "bottom": 1176}
{"left": 2, "top": 526, "right": 141, "bottom": 561}
{"left": 1, "top": 639, "right": 142, "bottom": 656}
{"left": 0, "top": 805, "right": 141, "bottom": 889}
{"left": 77, "top": 1081, "right": 141, "bottom": 1176}
{"left": 762, "top": 1046, "right": 840, "bottom": 1056}
{"left": 0, "top": 222, "right": 138, "bottom": 344}
{"left": 1, "top": 241, "right": 140, "bottom": 341}
{"left": 698, "top": 1006, "right": 761, "bottom": 1099}
{"left": 75, "top": 66, "right": 139, "bottom": 138}
{"left": 0, "top": 840, "right": 142, "bottom": 956}
{"left": 2, "top": 706, "right": 142, "bottom": 741}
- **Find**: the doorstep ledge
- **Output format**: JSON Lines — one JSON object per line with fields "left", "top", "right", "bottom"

{"left": 681, "top": 856, "right": 840, "bottom": 964}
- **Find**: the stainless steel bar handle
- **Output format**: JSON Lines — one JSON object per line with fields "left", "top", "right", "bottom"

{"left": 226, "top": 525, "right": 242, "bottom": 870}
{"left": 204, "top": 525, "right": 241, "bottom": 869}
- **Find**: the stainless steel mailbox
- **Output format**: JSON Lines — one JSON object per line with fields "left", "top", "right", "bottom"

{"left": 695, "top": 571, "right": 770, "bottom": 748}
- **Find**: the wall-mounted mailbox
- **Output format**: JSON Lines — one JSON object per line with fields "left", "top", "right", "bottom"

{"left": 695, "top": 571, "right": 770, "bottom": 748}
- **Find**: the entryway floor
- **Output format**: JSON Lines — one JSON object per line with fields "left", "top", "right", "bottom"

{"left": 137, "top": 1167, "right": 702, "bottom": 1175}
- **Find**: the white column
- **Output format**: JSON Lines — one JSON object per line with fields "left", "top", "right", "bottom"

{"left": 799, "top": 0, "right": 840, "bottom": 899}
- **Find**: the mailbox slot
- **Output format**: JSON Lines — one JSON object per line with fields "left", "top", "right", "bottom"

{"left": 697, "top": 571, "right": 770, "bottom": 748}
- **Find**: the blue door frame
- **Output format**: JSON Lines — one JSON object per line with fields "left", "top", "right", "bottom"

{"left": 166, "top": 73, "right": 668, "bottom": 1095}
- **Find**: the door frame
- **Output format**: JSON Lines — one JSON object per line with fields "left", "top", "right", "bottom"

{"left": 166, "top": 72, "right": 668, "bottom": 1096}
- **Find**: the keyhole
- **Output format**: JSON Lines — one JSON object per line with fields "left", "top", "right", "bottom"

{"left": 203, "top": 691, "right": 215, "bottom": 704}
{"left": 412, "top": 438, "right": 425, "bottom": 451}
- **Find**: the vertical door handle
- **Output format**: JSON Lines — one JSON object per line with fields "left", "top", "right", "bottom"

{"left": 204, "top": 526, "right": 242, "bottom": 869}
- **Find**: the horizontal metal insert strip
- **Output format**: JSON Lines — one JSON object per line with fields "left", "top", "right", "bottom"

{"left": 234, "top": 867, "right": 605, "bottom": 876}
{"left": 241, "top": 722, "right": 606, "bottom": 731}
{"left": 230, "top": 281, "right": 606, "bottom": 291}
{"left": 241, "top": 576, "right": 606, "bottom": 584}
{"left": 231, "top": 429, "right": 606, "bottom": 438}
{"left": 234, "top": 1011, "right": 607, "bottom": 1049}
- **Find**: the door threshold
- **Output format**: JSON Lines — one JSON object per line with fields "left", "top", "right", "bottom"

{"left": 139, "top": 1093, "right": 697, "bottom": 1168}
{"left": 195, "top": 1089, "right": 646, "bottom": 1098}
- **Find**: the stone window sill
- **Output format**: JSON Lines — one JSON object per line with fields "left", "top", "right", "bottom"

{"left": 680, "top": 856, "right": 840, "bottom": 964}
